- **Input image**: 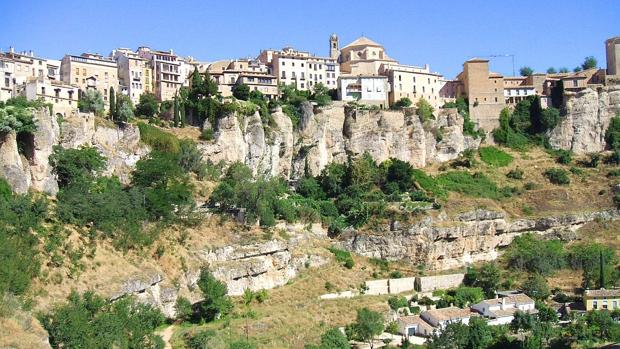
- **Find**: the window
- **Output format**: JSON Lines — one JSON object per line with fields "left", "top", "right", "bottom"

{"left": 55, "top": 89, "right": 60, "bottom": 98}
{"left": 75, "top": 67, "right": 79, "bottom": 75}
{"left": 282, "top": 61, "right": 285, "bottom": 66}
{"left": 301, "top": 63, "right": 304, "bottom": 67}
{"left": 614, "top": 301, "right": 618, "bottom": 309}
{"left": 301, "top": 72, "right": 305, "bottom": 79}
{"left": 82, "top": 68, "right": 86, "bottom": 75}
{"left": 422, "top": 86, "right": 425, "bottom": 93}
{"left": 4, "top": 78, "right": 8, "bottom": 87}
{"left": 281, "top": 71, "right": 286, "bottom": 79}
{"left": 573, "top": 80, "right": 578, "bottom": 87}
{"left": 301, "top": 83, "right": 305, "bottom": 88}
{"left": 292, "top": 62, "right": 295, "bottom": 67}
{"left": 41, "top": 87, "right": 46, "bottom": 95}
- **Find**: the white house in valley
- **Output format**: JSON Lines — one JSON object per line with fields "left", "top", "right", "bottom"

{"left": 471, "top": 293, "right": 536, "bottom": 325}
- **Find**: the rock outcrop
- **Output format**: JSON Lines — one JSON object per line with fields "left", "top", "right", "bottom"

{"left": 111, "top": 273, "right": 177, "bottom": 318}
{"left": 340, "top": 209, "right": 620, "bottom": 270}
{"left": 0, "top": 109, "right": 148, "bottom": 193}
{"left": 200, "top": 102, "right": 480, "bottom": 179}
{"left": 549, "top": 85, "right": 620, "bottom": 154}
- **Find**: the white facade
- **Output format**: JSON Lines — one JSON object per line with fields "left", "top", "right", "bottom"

{"left": 137, "top": 47, "right": 181, "bottom": 101}
{"left": 24, "top": 78, "right": 78, "bottom": 115}
{"left": 0, "top": 58, "right": 15, "bottom": 101}
{"left": 380, "top": 62, "right": 446, "bottom": 109}
{"left": 471, "top": 294, "right": 536, "bottom": 325}
{"left": 338, "top": 75, "right": 389, "bottom": 107}
{"left": 113, "top": 48, "right": 151, "bottom": 105}
{"left": 259, "top": 47, "right": 340, "bottom": 91}
{"left": 420, "top": 307, "right": 474, "bottom": 332}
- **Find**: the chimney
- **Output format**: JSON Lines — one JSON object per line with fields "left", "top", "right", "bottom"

{"left": 9, "top": 46, "right": 14, "bottom": 53}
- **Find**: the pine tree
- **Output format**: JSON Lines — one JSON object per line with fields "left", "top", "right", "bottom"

{"left": 109, "top": 87, "right": 116, "bottom": 120}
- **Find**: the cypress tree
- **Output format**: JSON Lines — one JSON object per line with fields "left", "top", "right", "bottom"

{"left": 173, "top": 94, "right": 180, "bottom": 128}
{"left": 109, "top": 87, "right": 116, "bottom": 120}
{"left": 600, "top": 250, "right": 605, "bottom": 289}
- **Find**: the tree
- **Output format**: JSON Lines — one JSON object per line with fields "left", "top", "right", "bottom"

{"left": 78, "top": 89, "right": 105, "bottom": 115}
{"left": 467, "top": 317, "right": 494, "bottom": 349}
{"left": 519, "top": 66, "right": 534, "bottom": 76}
{"left": 394, "top": 97, "right": 413, "bottom": 108}
{"left": 109, "top": 87, "right": 116, "bottom": 120}
{"left": 605, "top": 115, "right": 620, "bottom": 150}
{"left": 558, "top": 67, "right": 569, "bottom": 73}
{"left": 116, "top": 93, "right": 134, "bottom": 122}
{"left": 350, "top": 308, "right": 384, "bottom": 349}
{"left": 522, "top": 274, "right": 550, "bottom": 301}
{"left": 233, "top": 84, "right": 250, "bottom": 100}
{"left": 546, "top": 67, "right": 557, "bottom": 74}
{"left": 567, "top": 243, "right": 618, "bottom": 289}
{"left": 511, "top": 310, "right": 535, "bottom": 333}
{"left": 175, "top": 296, "right": 193, "bottom": 322}
{"left": 426, "top": 322, "right": 469, "bottom": 349}
{"left": 312, "top": 83, "right": 332, "bottom": 106}
{"left": 416, "top": 97, "right": 434, "bottom": 121}
{"left": 49, "top": 145, "right": 106, "bottom": 187}
{"left": 307, "top": 328, "right": 351, "bottom": 349}
{"left": 573, "top": 66, "right": 582, "bottom": 73}
{"left": 550, "top": 80, "right": 564, "bottom": 109}
{"left": 387, "top": 296, "right": 408, "bottom": 311}
{"left": 136, "top": 92, "right": 159, "bottom": 118}
{"left": 581, "top": 56, "right": 597, "bottom": 70}
{"left": 196, "top": 268, "right": 233, "bottom": 321}
{"left": 465, "top": 262, "right": 501, "bottom": 298}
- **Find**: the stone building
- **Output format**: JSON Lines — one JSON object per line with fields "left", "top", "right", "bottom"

{"left": 137, "top": 47, "right": 182, "bottom": 101}
{"left": 606, "top": 36, "right": 620, "bottom": 76}
{"left": 207, "top": 59, "right": 278, "bottom": 99}
{"left": 112, "top": 48, "right": 153, "bottom": 105}
{"left": 338, "top": 36, "right": 398, "bottom": 76}
{"left": 24, "top": 77, "right": 78, "bottom": 116}
{"left": 380, "top": 62, "right": 447, "bottom": 109}
{"left": 60, "top": 53, "right": 119, "bottom": 108}
{"left": 257, "top": 46, "right": 339, "bottom": 91}
{"left": 454, "top": 58, "right": 505, "bottom": 131}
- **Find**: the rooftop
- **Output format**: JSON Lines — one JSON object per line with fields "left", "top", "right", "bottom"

{"left": 397, "top": 315, "right": 434, "bottom": 332}
{"left": 422, "top": 307, "right": 475, "bottom": 323}
{"left": 477, "top": 294, "right": 535, "bottom": 307}
{"left": 584, "top": 289, "right": 620, "bottom": 298}
{"left": 342, "top": 36, "right": 384, "bottom": 50}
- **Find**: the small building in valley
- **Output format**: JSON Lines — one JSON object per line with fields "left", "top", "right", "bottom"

{"left": 584, "top": 289, "right": 620, "bottom": 311}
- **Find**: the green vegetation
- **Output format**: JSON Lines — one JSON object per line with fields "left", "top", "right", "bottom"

{"left": 306, "top": 328, "right": 351, "bottom": 349}
{"left": 519, "top": 66, "right": 534, "bottom": 76}
{"left": 197, "top": 268, "right": 233, "bottom": 321}
{"left": 581, "top": 56, "right": 598, "bottom": 70}
{"left": 387, "top": 296, "right": 408, "bottom": 311}
{"left": 78, "top": 90, "right": 105, "bottom": 116}
{"left": 345, "top": 308, "right": 384, "bottom": 349}
{"left": 504, "top": 234, "right": 565, "bottom": 276}
{"left": 544, "top": 168, "right": 570, "bottom": 185}
{"left": 436, "top": 286, "right": 485, "bottom": 308}
{"left": 492, "top": 96, "right": 562, "bottom": 150}
{"left": 443, "top": 97, "right": 484, "bottom": 139}
{"left": 40, "top": 291, "right": 165, "bottom": 349}
{"left": 416, "top": 97, "right": 434, "bottom": 122}
{"left": 138, "top": 122, "right": 181, "bottom": 153}
{"left": 329, "top": 247, "right": 355, "bottom": 269}
{"left": 478, "top": 146, "right": 513, "bottom": 167}
{"left": 0, "top": 97, "right": 47, "bottom": 134}
{"left": 135, "top": 92, "right": 159, "bottom": 119}
{"left": 393, "top": 97, "right": 412, "bottom": 109}
{"left": 506, "top": 168, "right": 524, "bottom": 180}
{"left": 463, "top": 263, "right": 501, "bottom": 298}
{"left": 232, "top": 84, "right": 251, "bottom": 100}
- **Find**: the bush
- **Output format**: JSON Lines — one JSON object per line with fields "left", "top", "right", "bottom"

{"left": 196, "top": 268, "right": 233, "bottom": 321}
{"left": 49, "top": 145, "right": 106, "bottom": 187}
{"left": 504, "top": 233, "right": 565, "bottom": 275}
{"left": 605, "top": 115, "right": 620, "bottom": 150}
{"left": 479, "top": 146, "right": 513, "bottom": 167}
{"left": 554, "top": 149, "right": 573, "bottom": 164}
{"left": 328, "top": 247, "right": 354, "bottom": 269}
{"left": 544, "top": 168, "right": 570, "bottom": 185}
{"left": 40, "top": 291, "right": 165, "bottom": 349}
{"left": 394, "top": 97, "right": 412, "bottom": 108}
{"left": 388, "top": 296, "right": 409, "bottom": 311}
{"left": 506, "top": 168, "right": 524, "bottom": 180}
{"left": 200, "top": 128, "right": 214, "bottom": 141}
{"left": 175, "top": 296, "right": 193, "bottom": 322}
{"left": 137, "top": 122, "right": 181, "bottom": 153}
{"left": 416, "top": 98, "right": 434, "bottom": 122}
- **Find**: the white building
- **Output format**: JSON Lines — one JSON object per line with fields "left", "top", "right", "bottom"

{"left": 0, "top": 56, "right": 15, "bottom": 101}
{"left": 257, "top": 47, "right": 340, "bottom": 91}
{"left": 137, "top": 47, "right": 181, "bottom": 101}
{"left": 380, "top": 62, "right": 447, "bottom": 109}
{"left": 397, "top": 315, "right": 434, "bottom": 338}
{"left": 420, "top": 307, "right": 476, "bottom": 331}
{"left": 337, "top": 75, "right": 389, "bottom": 107}
{"left": 24, "top": 77, "right": 78, "bottom": 116}
{"left": 112, "top": 48, "right": 153, "bottom": 105}
{"left": 471, "top": 294, "right": 536, "bottom": 325}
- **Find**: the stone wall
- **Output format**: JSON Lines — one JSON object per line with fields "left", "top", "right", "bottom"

{"left": 341, "top": 209, "right": 620, "bottom": 270}
{"left": 415, "top": 274, "right": 465, "bottom": 292}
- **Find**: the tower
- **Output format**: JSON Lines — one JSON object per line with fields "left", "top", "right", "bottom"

{"left": 329, "top": 33, "right": 339, "bottom": 60}
{"left": 606, "top": 36, "right": 620, "bottom": 76}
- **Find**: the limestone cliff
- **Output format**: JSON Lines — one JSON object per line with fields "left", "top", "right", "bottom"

{"left": 340, "top": 209, "right": 620, "bottom": 270}
{"left": 0, "top": 109, "right": 147, "bottom": 194}
{"left": 200, "top": 102, "right": 480, "bottom": 178}
{"left": 549, "top": 85, "right": 620, "bottom": 153}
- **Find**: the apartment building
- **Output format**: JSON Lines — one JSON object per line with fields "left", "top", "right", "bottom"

{"left": 112, "top": 48, "right": 153, "bottom": 105}
{"left": 137, "top": 47, "right": 182, "bottom": 101}
{"left": 257, "top": 47, "right": 339, "bottom": 91}
{"left": 60, "top": 53, "right": 119, "bottom": 107}
{"left": 208, "top": 59, "right": 277, "bottom": 99}
{"left": 0, "top": 57, "right": 15, "bottom": 101}
{"left": 337, "top": 75, "right": 389, "bottom": 107}
{"left": 380, "top": 63, "right": 446, "bottom": 109}
{"left": 24, "top": 77, "right": 78, "bottom": 115}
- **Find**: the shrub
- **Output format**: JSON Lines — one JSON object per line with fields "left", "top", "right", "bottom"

{"left": 544, "top": 168, "right": 570, "bottom": 185}
{"left": 389, "top": 271, "right": 403, "bottom": 279}
{"left": 175, "top": 296, "right": 193, "bottom": 322}
{"left": 49, "top": 145, "right": 106, "bottom": 187}
{"left": 504, "top": 233, "right": 565, "bottom": 275}
{"left": 196, "top": 268, "right": 233, "bottom": 321}
{"left": 40, "top": 291, "right": 165, "bottom": 349}
{"left": 416, "top": 98, "right": 434, "bottom": 122}
{"left": 436, "top": 171, "right": 504, "bottom": 199}
{"left": 137, "top": 122, "right": 181, "bottom": 153}
{"left": 605, "top": 115, "right": 620, "bottom": 149}
{"left": 394, "top": 97, "right": 413, "bottom": 108}
{"left": 554, "top": 149, "right": 573, "bottom": 164}
{"left": 388, "top": 296, "right": 409, "bottom": 311}
{"left": 200, "top": 128, "right": 214, "bottom": 141}
{"left": 328, "top": 247, "right": 354, "bottom": 269}
{"left": 506, "top": 168, "right": 524, "bottom": 180}
{"left": 479, "top": 146, "right": 513, "bottom": 167}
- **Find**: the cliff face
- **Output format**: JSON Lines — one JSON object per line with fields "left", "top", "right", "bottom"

{"left": 340, "top": 209, "right": 620, "bottom": 270}
{"left": 0, "top": 110, "right": 147, "bottom": 194}
{"left": 549, "top": 85, "right": 620, "bottom": 154}
{"left": 200, "top": 102, "right": 480, "bottom": 179}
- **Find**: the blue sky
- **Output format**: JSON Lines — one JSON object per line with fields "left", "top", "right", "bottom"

{"left": 2, "top": 0, "right": 618, "bottom": 78}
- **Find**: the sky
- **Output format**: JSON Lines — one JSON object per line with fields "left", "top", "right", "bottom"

{"left": 2, "top": 0, "right": 619, "bottom": 78}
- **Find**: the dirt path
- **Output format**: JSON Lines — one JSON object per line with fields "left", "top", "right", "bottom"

{"left": 158, "top": 324, "right": 175, "bottom": 349}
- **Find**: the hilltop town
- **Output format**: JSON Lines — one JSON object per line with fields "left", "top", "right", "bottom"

{"left": 1, "top": 34, "right": 620, "bottom": 349}
{"left": 2, "top": 35, "right": 618, "bottom": 129}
